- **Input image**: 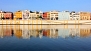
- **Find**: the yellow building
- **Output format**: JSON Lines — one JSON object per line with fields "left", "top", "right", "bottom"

{"left": 80, "top": 12, "right": 90, "bottom": 20}
{"left": 14, "top": 10, "right": 22, "bottom": 20}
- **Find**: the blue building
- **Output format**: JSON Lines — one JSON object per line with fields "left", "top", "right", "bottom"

{"left": 58, "top": 11, "right": 70, "bottom": 20}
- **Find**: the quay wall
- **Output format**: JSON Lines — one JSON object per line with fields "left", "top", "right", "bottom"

{"left": 0, "top": 20, "right": 91, "bottom": 25}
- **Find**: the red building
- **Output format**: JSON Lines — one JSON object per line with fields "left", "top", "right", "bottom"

{"left": 43, "top": 12, "right": 48, "bottom": 19}
{"left": 4, "top": 12, "right": 13, "bottom": 19}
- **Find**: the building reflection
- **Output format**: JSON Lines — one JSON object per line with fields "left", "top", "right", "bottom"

{"left": 14, "top": 29, "right": 22, "bottom": 38}
{"left": 0, "top": 26, "right": 13, "bottom": 38}
{"left": 0, "top": 25, "right": 91, "bottom": 39}
{"left": 80, "top": 29, "right": 91, "bottom": 37}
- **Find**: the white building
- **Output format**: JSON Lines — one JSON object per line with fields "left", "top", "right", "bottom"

{"left": 58, "top": 11, "right": 70, "bottom": 20}
{"left": 29, "top": 11, "right": 43, "bottom": 20}
{"left": 29, "top": 11, "right": 37, "bottom": 20}
{"left": 70, "top": 11, "right": 80, "bottom": 20}
{"left": 22, "top": 10, "right": 30, "bottom": 20}
{"left": 50, "top": 10, "right": 59, "bottom": 20}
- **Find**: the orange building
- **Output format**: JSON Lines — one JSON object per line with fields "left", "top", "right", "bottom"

{"left": 43, "top": 12, "right": 47, "bottom": 19}
{"left": 14, "top": 10, "right": 22, "bottom": 20}
{"left": 80, "top": 12, "right": 90, "bottom": 20}
{"left": 43, "top": 12, "right": 50, "bottom": 20}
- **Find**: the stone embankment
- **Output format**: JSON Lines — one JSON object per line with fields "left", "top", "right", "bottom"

{"left": 0, "top": 20, "right": 91, "bottom": 25}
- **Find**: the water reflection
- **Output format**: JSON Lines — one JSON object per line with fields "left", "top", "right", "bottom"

{"left": 0, "top": 25, "right": 91, "bottom": 39}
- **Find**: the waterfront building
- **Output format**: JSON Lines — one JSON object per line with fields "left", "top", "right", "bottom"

{"left": 0, "top": 10, "right": 5, "bottom": 20}
{"left": 4, "top": 12, "right": 13, "bottom": 19}
{"left": 22, "top": 10, "right": 30, "bottom": 20}
{"left": 50, "top": 10, "right": 59, "bottom": 20}
{"left": 90, "top": 13, "right": 91, "bottom": 20}
{"left": 43, "top": 12, "right": 50, "bottom": 20}
{"left": 36, "top": 11, "right": 43, "bottom": 20}
{"left": 80, "top": 12, "right": 90, "bottom": 20}
{"left": 47, "top": 12, "right": 50, "bottom": 20}
{"left": 43, "top": 12, "right": 47, "bottom": 19}
{"left": 58, "top": 11, "right": 70, "bottom": 20}
{"left": 14, "top": 10, "right": 22, "bottom": 20}
{"left": 70, "top": 11, "right": 80, "bottom": 20}
{"left": 29, "top": 11, "right": 37, "bottom": 20}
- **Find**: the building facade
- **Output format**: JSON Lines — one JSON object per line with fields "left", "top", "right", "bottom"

{"left": 4, "top": 12, "right": 13, "bottom": 19}
{"left": 0, "top": 11, "right": 5, "bottom": 20}
{"left": 58, "top": 11, "right": 70, "bottom": 20}
{"left": 90, "top": 13, "right": 91, "bottom": 20}
{"left": 70, "top": 11, "right": 80, "bottom": 20}
{"left": 43, "top": 12, "right": 50, "bottom": 20}
{"left": 29, "top": 11, "right": 37, "bottom": 20}
{"left": 37, "top": 11, "right": 43, "bottom": 19}
{"left": 50, "top": 10, "right": 59, "bottom": 20}
{"left": 43, "top": 12, "right": 47, "bottom": 19}
{"left": 22, "top": 10, "right": 30, "bottom": 20}
{"left": 80, "top": 12, "right": 90, "bottom": 20}
{"left": 14, "top": 10, "right": 22, "bottom": 20}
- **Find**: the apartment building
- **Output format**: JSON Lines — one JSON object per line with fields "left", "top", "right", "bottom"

{"left": 0, "top": 10, "right": 5, "bottom": 20}
{"left": 80, "top": 12, "right": 90, "bottom": 20}
{"left": 43, "top": 12, "right": 50, "bottom": 20}
{"left": 70, "top": 11, "right": 80, "bottom": 20}
{"left": 50, "top": 10, "right": 59, "bottom": 20}
{"left": 58, "top": 11, "right": 70, "bottom": 20}
{"left": 43, "top": 12, "right": 47, "bottom": 19}
{"left": 14, "top": 10, "right": 22, "bottom": 20}
{"left": 29, "top": 11, "right": 37, "bottom": 20}
{"left": 22, "top": 10, "right": 30, "bottom": 20}
{"left": 4, "top": 12, "right": 13, "bottom": 19}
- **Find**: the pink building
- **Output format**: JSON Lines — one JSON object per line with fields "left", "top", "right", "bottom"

{"left": 4, "top": 12, "right": 13, "bottom": 19}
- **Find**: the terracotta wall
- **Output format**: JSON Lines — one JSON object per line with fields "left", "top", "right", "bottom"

{"left": 4, "top": 12, "right": 13, "bottom": 19}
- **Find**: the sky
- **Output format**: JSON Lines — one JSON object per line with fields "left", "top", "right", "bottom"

{"left": 0, "top": 0, "right": 91, "bottom": 12}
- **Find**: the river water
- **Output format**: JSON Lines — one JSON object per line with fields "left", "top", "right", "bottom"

{"left": 0, "top": 25, "right": 91, "bottom": 51}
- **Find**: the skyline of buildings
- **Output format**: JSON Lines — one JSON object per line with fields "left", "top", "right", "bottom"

{"left": 0, "top": 10, "right": 91, "bottom": 20}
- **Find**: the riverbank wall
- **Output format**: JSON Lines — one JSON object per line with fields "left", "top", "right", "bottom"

{"left": 0, "top": 20, "right": 91, "bottom": 25}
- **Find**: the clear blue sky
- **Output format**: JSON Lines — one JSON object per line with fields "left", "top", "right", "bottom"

{"left": 0, "top": 0, "right": 91, "bottom": 12}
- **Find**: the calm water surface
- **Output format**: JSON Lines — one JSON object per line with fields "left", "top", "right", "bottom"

{"left": 0, "top": 25, "right": 91, "bottom": 51}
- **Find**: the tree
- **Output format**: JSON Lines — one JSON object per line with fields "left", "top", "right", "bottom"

{"left": 38, "top": 16, "right": 42, "bottom": 18}
{"left": 37, "top": 16, "right": 42, "bottom": 20}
